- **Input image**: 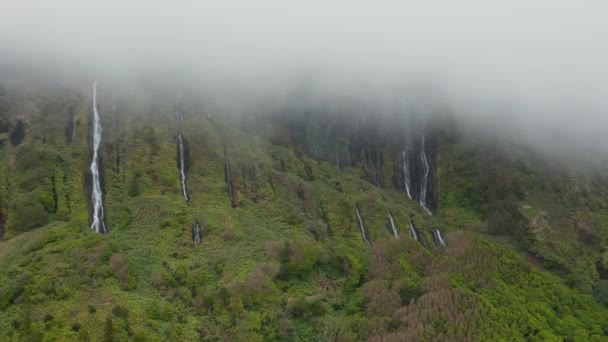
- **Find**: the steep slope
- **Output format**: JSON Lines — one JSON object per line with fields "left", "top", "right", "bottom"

{"left": 437, "top": 123, "right": 608, "bottom": 302}
{"left": 1, "top": 81, "right": 608, "bottom": 341}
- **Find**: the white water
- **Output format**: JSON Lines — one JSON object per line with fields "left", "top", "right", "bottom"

{"left": 204, "top": 104, "right": 212, "bottom": 120}
{"left": 409, "top": 222, "right": 418, "bottom": 241}
{"left": 388, "top": 213, "right": 399, "bottom": 239}
{"left": 355, "top": 207, "right": 371, "bottom": 246}
{"left": 175, "top": 91, "right": 184, "bottom": 122}
{"left": 193, "top": 223, "right": 201, "bottom": 244}
{"left": 225, "top": 154, "right": 234, "bottom": 205}
{"left": 434, "top": 229, "right": 447, "bottom": 248}
{"left": 178, "top": 133, "right": 189, "bottom": 203}
{"left": 402, "top": 149, "right": 412, "bottom": 200}
{"left": 90, "top": 81, "right": 107, "bottom": 234}
{"left": 419, "top": 133, "right": 433, "bottom": 215}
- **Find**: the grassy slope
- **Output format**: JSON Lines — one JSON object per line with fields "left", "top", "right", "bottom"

{"left": 1, "top": 85, "right": 608, "bottom": 341}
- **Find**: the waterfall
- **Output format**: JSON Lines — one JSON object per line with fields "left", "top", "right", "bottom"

{"left": 204, "top": 104, "right": 212, "bottom": 120}
{"left": 402, "top": 149, "right": 412, "bottom": 200}
{"left": 192, "top": 223, "right": 201, "bottom": 244}
{"left": 90, "top": 81, "right": 107, "bottom": 234}
{"left": 175, "top": 91, "right": 184, "bottom": 122}
{"left": 355, "top": 206, "right": 371, "bottom": 246}
{"left": 388, "top": 213, "right": 399, "bottom": 239}
{"left": 178, "top": 133, "right": 189, "bottom": 203}
{"left": 224, "top": 151, "right": 235, "bottom": 207}
{"left": 409, "top": 222, "right": 418, "bottom": 241}
{"left": 433, "top": 229, "right": 447, "bottom": 248}
{"left": 419, "top": 133, "right": 432, "bottom": 215}
{"left": 174, "top": 92, "right": 188, "bottom": 203}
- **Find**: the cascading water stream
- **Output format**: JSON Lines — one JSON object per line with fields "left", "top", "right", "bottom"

{"left": 433, "top": 229, "right": 447, "bottom": 248}
{"left": 90, "top": 81, "right": 107, "bottom": 234}
{"left": 402, "top": 149, "right": 412, "bottom": 200}
{"left": 409, "top": 222, "right": 418, "bottom": 241}
{"left": 388, "top": 213, "right": 399, "bottom": 239}
{"left": 193, "top": 223, "right": 201, "bottom": 244}
{"left": 419, "top": 132, "right": 432, "bottom": 215}
{"left": 355, "top": 206, "right": 371, "bottom": 246}
{"left": 178, "top": 133, "right": 189, "bottom": 203}
{"left": 175, "top": 91, "right": 184, "bottom": 123}
{"left": 174, "top": 92, "right": 189, "bottom": 203}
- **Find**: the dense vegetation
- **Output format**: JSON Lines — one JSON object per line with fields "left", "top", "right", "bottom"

{"left": 1, "top": 82, "right": 608, "bottom": 341}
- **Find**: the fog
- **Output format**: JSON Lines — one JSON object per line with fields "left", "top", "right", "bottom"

{"left": 1, "top": 0, "right": 607, "bottom": 161}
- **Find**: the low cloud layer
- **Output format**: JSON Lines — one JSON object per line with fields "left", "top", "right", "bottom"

{"left": 1, "top": 0, "right": 607, "bottom": 161}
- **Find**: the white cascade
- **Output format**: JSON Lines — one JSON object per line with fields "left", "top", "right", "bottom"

{"left": 409, "top": 222, "right": 418, "bottom": 241}
{"left": 388, "top": 213, "right": 399, "bottom": 239}
{"left": 175, "top": 91, "right": 184, "bottom": 122}
{"left": 402, "top": 149, "right": 412, "bottom": 200}
{"left": 178, "top": 133, "right": 189, "bottom": 203}
{"left": 355, "top": 207, "right": 371, "bottom": 246}
{"left": 193, "top": 223, "right": 201, "bottom": 244}
{"left": 434, "top": 229, "right": 447, "bottom": 248}
{"left": 90, "top": 81, "right": 107, "bottom": 234}
{"left": 419, "top": 133, "right": 432, "bottom": 215}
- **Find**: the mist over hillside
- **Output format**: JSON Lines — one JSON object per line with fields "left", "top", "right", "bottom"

{"left": 2, "top": 0, "right": 608, "bottom": 162}
{"left": 2, "top": 1, "right": 608, "bottom": 341}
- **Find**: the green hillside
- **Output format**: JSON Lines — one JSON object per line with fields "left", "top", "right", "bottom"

{"left": 1, "top": 82, "right": 608, "bottom": 341}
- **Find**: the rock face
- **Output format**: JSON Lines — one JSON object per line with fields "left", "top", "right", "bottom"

{"left": 9, "top": 119, "right": 25, "bottom": 146}
{"left": 224, "top": 147, "right": 236, "bottom": 208}
{"left": 65, "top": 105, "right": 75, "bottom": 144}
{"left": 276, "top": 104, "right": 438, "bottom": 213}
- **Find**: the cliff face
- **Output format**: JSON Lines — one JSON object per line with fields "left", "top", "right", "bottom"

{"left": 275, "top": 103, "right": 439, "bottom": 213}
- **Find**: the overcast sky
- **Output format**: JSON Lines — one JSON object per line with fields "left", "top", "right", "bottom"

{"left": 1, "top": 0, "right": 607, "bottom": 161}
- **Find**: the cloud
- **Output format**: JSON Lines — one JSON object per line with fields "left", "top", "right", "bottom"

{"left": 1, "top": 0, "right": 607, "bottom": 161}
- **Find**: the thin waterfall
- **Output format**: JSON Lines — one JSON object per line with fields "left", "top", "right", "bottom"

{"left": 419, "top": 132, "right": 432, "bottom": 215}
{"left": 192, "top": 223, "right": 201, "bottom": 244}
{"left": 174, "top": 92, "right": 188, "bottom": 203}
{"left": 433, "top": 229, "right": 447, "bottom": 248}
{"left": 90, "top": 81, "right": 107, "bottom": 234}
{"left": 409, "top": 222, "right": 419, "bottom": 241}
{"left": 204, "top": 104, "right": 212, "bottom": 120}
{"left": 388, "top": 213, "right": 399, "bottom": 239}
{"left": 355, "top": 206, "right": 371, "bottom": 246}
{"left": 175, "top": 91, "right": 184, "bottom": 122}
{"left": 402, "top": 149, "right": 412, "bottom": 200}
{"left": 224, "top": 149, "right": 235, "bottom": 207}
{"left": 178, "top": 133, "right": 189, "bottom": 203}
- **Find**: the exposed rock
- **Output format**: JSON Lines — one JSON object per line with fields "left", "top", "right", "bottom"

{"left": 9, "top": 119, "right": 25, "bottom": 146}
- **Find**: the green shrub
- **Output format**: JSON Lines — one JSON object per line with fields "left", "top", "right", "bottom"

{"left": 7, "top": 192, "right": 48, "bottom": 232}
